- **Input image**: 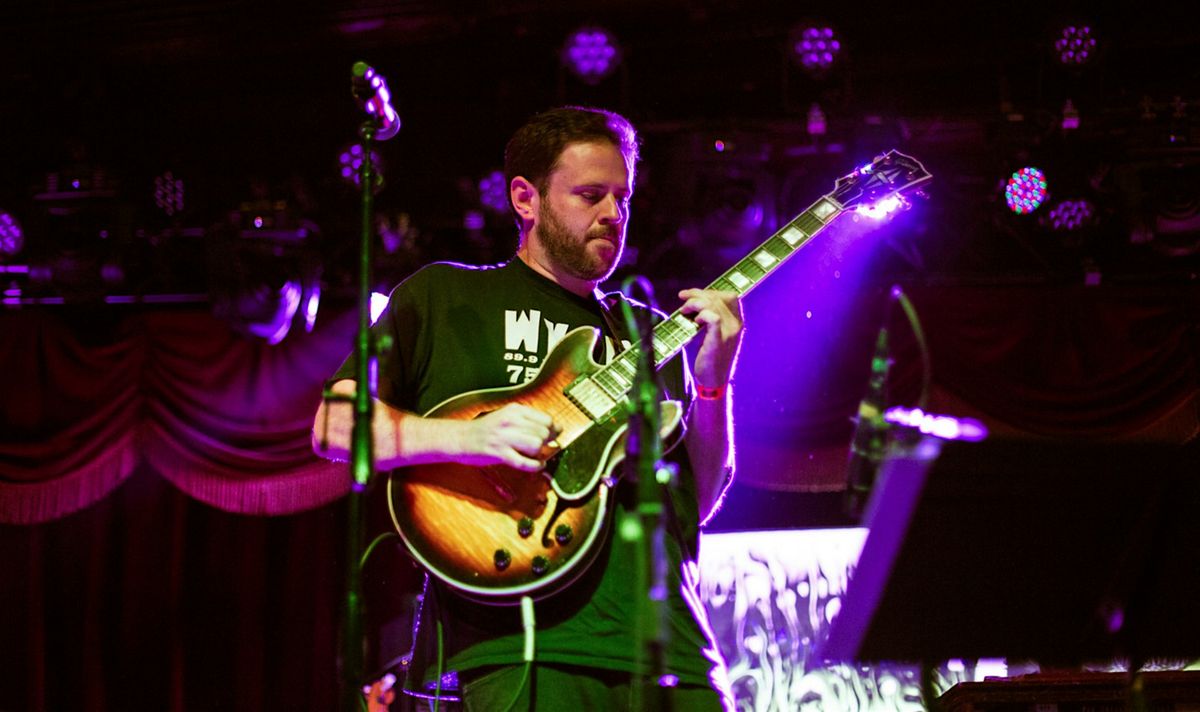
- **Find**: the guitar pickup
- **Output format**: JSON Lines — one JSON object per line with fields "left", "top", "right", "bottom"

{"left": 564, "top": 377, "right": 619, "bottom": 423}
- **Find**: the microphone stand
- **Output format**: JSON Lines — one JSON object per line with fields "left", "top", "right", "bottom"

{"left": 843, "top": 286, "right": 898, "bottom": 521}
{"left": 337, "top": 118, "right": 377, "bottom": 712}
{"left": 335, "top": 64, "right": 396, "bottom": 712}
{"left": 618, "top": 276, "right": 670, "bottom": 712}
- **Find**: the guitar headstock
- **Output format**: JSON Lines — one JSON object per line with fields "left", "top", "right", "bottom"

{"left": 830, "top": 150, "right": 932, "bottom": 212}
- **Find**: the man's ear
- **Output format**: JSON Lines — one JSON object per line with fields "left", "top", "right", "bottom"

{"left": 510, "top": 176, "right": 539, "bottom": 232}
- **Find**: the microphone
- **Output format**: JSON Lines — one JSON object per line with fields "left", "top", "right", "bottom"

{"left": 351, "top": 62, "right": 401, "bottom": 141}
{"left": 844, "top": 323, "right": 891, "bottom": 520}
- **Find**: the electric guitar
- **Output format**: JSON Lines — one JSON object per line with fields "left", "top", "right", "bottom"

{"left": 388, "top": 150, "right": 932, "bottom": 603}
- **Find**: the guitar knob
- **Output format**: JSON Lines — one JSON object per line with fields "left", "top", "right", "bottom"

{"left": 493, "top": 549, "right": 512, "bottom": 571}
{"left": 554, "top": 524, "right": 573, "bottom": 546}
{"left": 531, "top": 556, "right": 549, "bottom": 576}
{"left": 517, "top": 517, "right": 534, "bottom": 538}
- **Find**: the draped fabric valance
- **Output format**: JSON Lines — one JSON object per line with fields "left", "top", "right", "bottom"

{"left": 1, "top": 308, "right": 359, "bottom": 524}
{"left": 2, "top": 284, "right": 1197, "bottom": 524}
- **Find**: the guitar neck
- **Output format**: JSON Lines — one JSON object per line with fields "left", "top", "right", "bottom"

{"left": 572, "top": 194, "right": 845, "bottom": 418}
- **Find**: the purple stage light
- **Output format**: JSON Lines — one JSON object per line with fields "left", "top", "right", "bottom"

{"left": 153, "top": 171, "right": 185, "bottom": 217}
{"left": 1061, "top": 98, "right": 1081, "bottom": 130}
{"left": 463, "top": 210, "right": 485, "bottom": 231}
{"left": 884, "top": 407, "right": 989, "bottom": 442}
{"left": 792, "top": 25, "right": 841, "bottom": 73}
{"left": 0, "top": 212, "right": 23, "bottom": 257}
{"left": 806, "top": 103, "right": 827, "bottom": 136}
{"left": 338, "top": 143, "right": 384, "bottom": 187}
{"left": 1055, "top": 25, "right": 1097, "bottom": 65}
{"left": 854, "top": 194, "right": 907, "bottom": 220}
{"left": 478, "top": 170, "right": 509, "bottom": 214}
{"left": 1047, "top": 199, "right": 1094, "bottom": 231}
{"left": 302, "top": 281, "right": 321, "bottom": 332}
{"left": 1005, "top": 167, "right": 1049, "bottom": 215}
{"left": 562, "top": 26, "right": 620, "bottom": 85}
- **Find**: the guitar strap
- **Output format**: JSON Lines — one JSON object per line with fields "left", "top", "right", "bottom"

{"left": 595, "top": 291, "right": 699, "bottom": 564}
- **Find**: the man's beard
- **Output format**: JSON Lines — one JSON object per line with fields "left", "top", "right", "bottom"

{"left": 538, "top": 201, "right": 623, "bottom": 283}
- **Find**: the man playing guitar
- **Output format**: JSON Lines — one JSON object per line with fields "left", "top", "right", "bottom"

{"left": 314, "top": 105, "right": 742, "bottom": 710}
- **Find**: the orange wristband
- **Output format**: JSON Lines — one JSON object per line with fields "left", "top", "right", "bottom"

{"left": 696, "top": 383, "right": 727, "bottom": 400}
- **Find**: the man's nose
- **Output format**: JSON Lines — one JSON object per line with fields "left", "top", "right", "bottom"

{"left": 597, "top": 194, "right": 625, "bottom": 224}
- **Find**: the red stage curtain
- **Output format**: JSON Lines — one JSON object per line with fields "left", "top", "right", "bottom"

{"left": 0, "top": 308, "right": 358, "bottom": 525}
{"left": 2, "top": 285, "right": 1197, "bottom": 519}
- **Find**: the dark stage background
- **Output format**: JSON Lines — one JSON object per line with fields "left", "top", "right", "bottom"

{"left": 1, "top": 2, "right": 1198, "bottom": 709}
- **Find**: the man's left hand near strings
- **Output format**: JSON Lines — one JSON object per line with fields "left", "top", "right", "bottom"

{"left": 678, "top": 288, "right": 743, "bottom": 389}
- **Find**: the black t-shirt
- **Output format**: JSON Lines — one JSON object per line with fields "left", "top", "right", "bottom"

{"left": 331, "top": 258, "right": 718, "bottom": 686}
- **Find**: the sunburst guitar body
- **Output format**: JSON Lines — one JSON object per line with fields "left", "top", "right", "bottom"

{"left": 388, "top": 327, "right": 683, "bottom": 603}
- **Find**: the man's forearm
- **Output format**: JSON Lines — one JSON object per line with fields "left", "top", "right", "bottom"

{"left": 311, "top": 380, "right": 472, "bottom": 470}
{"left": 312, "top": 379, "right": 556, "bottom": 473}
{"left": 684, "top": 389, "right": 735, "bottom": 523}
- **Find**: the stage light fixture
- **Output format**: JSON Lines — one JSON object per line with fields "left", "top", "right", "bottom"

{"left": 1005, "top": 167, "right": 1049, "bottom": 215}
{"left": 1061, "top": 99, "right": 1081, "bottom": 130}
{"left": 0, "top": 211, "right": 23, "bottom": 258}
{"left": 790, "top": 24, "right": 841, "bottom": 76}
{"left": 463, "top": 210, "right": 485, "bottom": 231}
{"left": 208, "top": 197, "right": 323, "bottom": 345}
{"left": 478, "top": 170, "right": 509, "bottom": 214}
{"left": 561, "top": 26, "right": 621, "bottom": 85}
{"left": 1055, "top": 25, "right": 1097, "bottom": 66}
{"left": 806, "top": 103, "right": 828, "bottom": 136}
{"left": 153, "top": 171, "right": 185, "bottom": 217}
{"left": 338, "top": 143, "right": 384, "bottom": 190}
{"left": 1045, "top": 199, "right": 1095, "bottom": 231}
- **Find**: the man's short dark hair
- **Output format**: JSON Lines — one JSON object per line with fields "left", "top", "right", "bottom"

{"left": 504, "top": 106, "right": 639, "bottom": 232}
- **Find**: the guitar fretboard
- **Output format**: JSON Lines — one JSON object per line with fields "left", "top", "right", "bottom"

{"left": 567, "top": 194, "right": 844, "bottom": 421}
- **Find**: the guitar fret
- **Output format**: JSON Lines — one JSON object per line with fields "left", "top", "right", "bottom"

{"left": 812, "top": 198, "right": 840, "bottom": 221}
{"left": 594, "top": 370, "right": 624, "bottom": 399}
{"left": 792, "top": 212, "right": 824, "bottom": 237}
{"left": 665, "top": 320, "right": 686, "bottom": 347}
{"left": 606, "top": 365, "right": 631, "bottom": 390}
{"left": 751, "top": 249, "right": 778, "bottom": 270}
{"left": 734, "top": 260, "right": 766, "bottom": 282}
{"left": 666, "top": 314, "right": 698, "bottom": 348}
{"left": 672, "top": 313, "right": 697, "bottom": 335}
{"left": 724, "top": 271, "right": 752, "bottom": 292}
{"left": 764, "top": 235, "right": 793, "bottom": 259}
{"left": 652, "top": 336, "right": 668, "bottom": 361}
{"left": 780, "top": 224, "right": 807, "bottom": 247}
{"left": 659, "top": 319, "right": 685, "bottom": 349}
{"left": 611, "top": 356, "right": 636, "bottom": 382}
{"left": 710, "top": 277, "right": 736, "bottom": 293}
